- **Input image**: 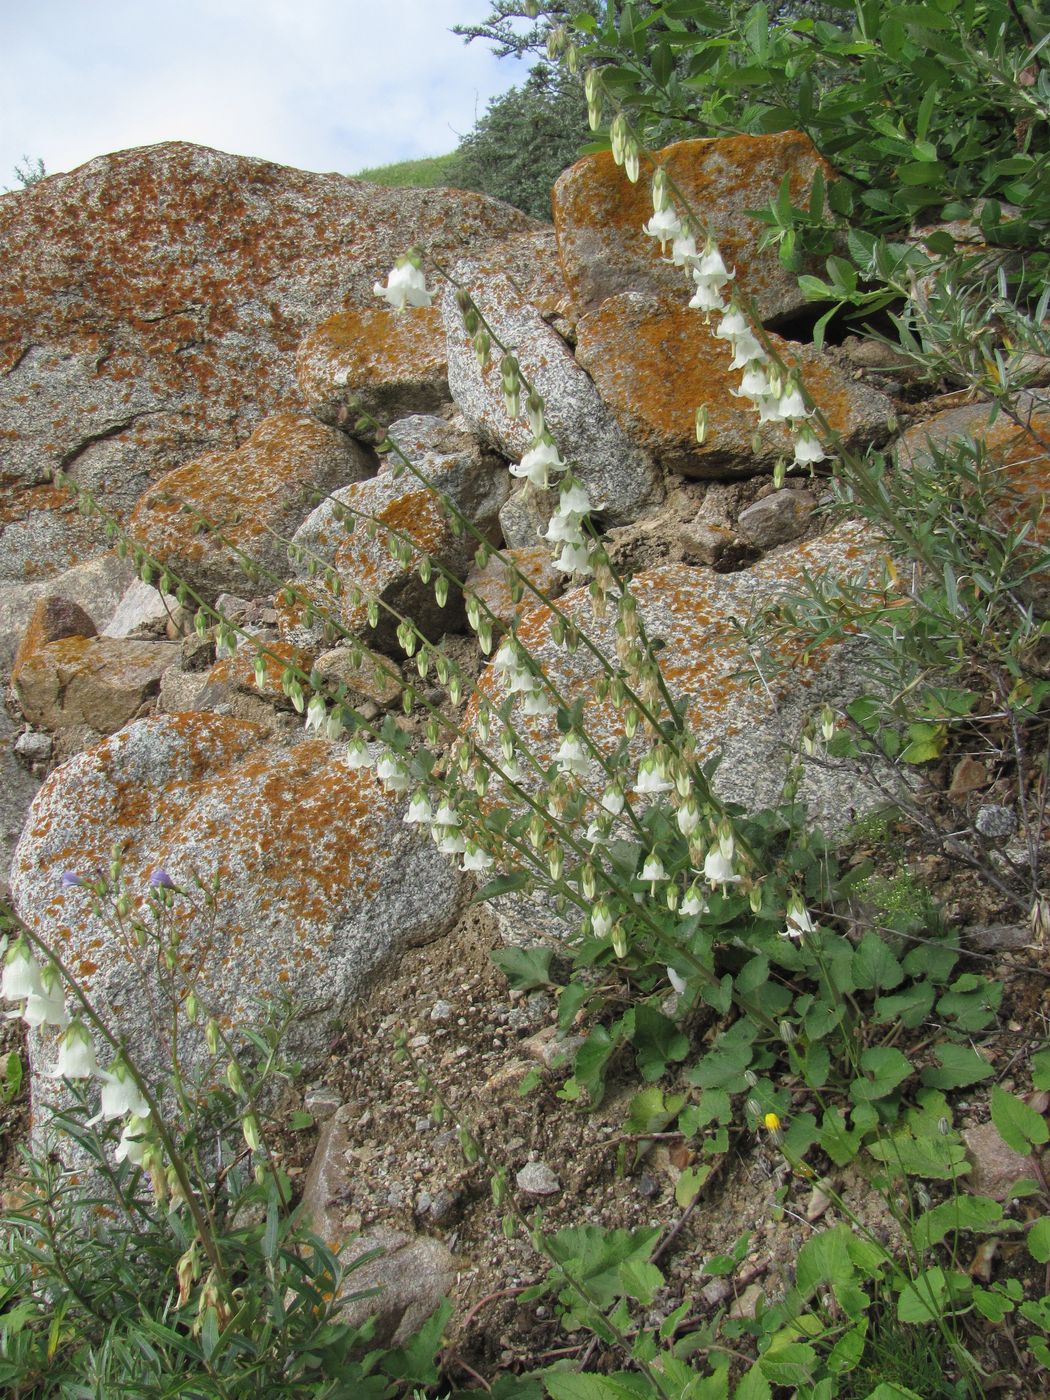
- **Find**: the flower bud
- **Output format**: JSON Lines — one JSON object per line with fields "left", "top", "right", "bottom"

{"left": 459, "top": 1127, "right": 479, "bottom": 1164}
{"left": 242, "top": 1113, "right": 262, "bottom": 1153}
{"left": 611, "top": 924, "right": 628, "bottom": 958}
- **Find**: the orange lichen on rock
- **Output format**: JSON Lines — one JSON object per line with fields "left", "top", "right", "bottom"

{"left": 207, "top": 639, "right": 316, "bottom": 698}
{"left": 553, "top": 131, "right": 832, "bottom": 320}
{"left": 897, "top": 402, "right": 1050, "bottom": 546}
{"left": 467, "top": 547, "right": 565, "bottom": 626}
{"left": 14, "top": 634, "right": 179, "bottom": 733}
{"left": 296, "top": 305, "right": 449, "bottom": 425}
{"left": 10, "top": 712, "right": 464, "bottom": 1095}
{"left": 128, "top": 411, "right": 371, "bottom": 598}
{"left": 575, "top": 294, "right": 892, "bottom": 477}
{"left": 469, "top": 521, "right": 880, "bottom": 829}
{"left": 12, "top": 596, "right": 97, "bottom": 683}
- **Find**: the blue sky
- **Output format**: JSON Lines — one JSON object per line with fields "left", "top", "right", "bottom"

{"left": 1, "top": 1, "right": 530, "bottom": 186}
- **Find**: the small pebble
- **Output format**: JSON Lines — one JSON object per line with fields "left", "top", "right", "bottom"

{"left": 975, "top": 804, "right": 1017, "bottom": 839}
{"left": 429, "top": 1000, "right": 453, "bottom": 1022}
{"left": 515, "top": 1161, "right": 561, "bottom": 1196}
{"left": 303, "top": 1087, "right": 342, "bottom": 1121}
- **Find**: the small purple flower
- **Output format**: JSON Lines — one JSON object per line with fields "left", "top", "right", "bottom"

{"left": 60, "top": 871, "right": 85, "bottom": 888}
{"left": 148, "top": 868, "right": 176, "bottom": 890}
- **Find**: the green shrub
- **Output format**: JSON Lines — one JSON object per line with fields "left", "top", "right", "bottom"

{"left": 444, "top": 64, "right": 592, "bottom": 219}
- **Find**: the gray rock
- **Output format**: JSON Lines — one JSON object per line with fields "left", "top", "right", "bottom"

{"left": 1, "top": 705, "right": 42, "bottom": 885}
{"left": 498, "top": 485, "right": 553, "bottom": 550}
{"left": 1, "top": 141, "right": 538, "bottom": 593}
{"left": 129, "top": 413, "right": 372, "bottom": 601}
{"left": 102, "top": 578, "right": 171, "bottom": 638}
{"left": 963, "top": 1121, "right": 1038, "bottom": 1200}
{"left": 737, "top": 490, "right": 818, "bottom": 549}
{"left": 470, "top": 522, "right": 899, "bottom": 945}
{"left": 14, "top": 635, "right": 179, "bottom": 734}
{"left": 515, "top": 1161, "right": 561, "bottom": 1196}
{"left": 440, "top": 265, "right": 662, "bottom": 525}
{"left": 284, "top": 466, "right": 482, "bottom": 654}
{"left": 11, "top": 713, "right": 466, "bottom": 1124}
{"left": 302, "top": 1110, "right": 455, "bottom": 1344}
{"left": 303, "top": 1087, "right": 343, "bottom": 1122}
{"left": 13, "top": 731, "right": 53, "bottom": 766}
{"left": 975, "top": 804, "right": 1017, "bottom": 839}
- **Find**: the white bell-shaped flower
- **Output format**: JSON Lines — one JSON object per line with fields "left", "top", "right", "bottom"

{"left": 1, "top": 940, "right": 43, "bottom": 1002}
{"left": 19, "top": 963, "right": 68, "bottom": 1029}
{"left": 670, "top": 231, "right": 699, "bottom": 267}
{"left": 643, "top": 206, "right": 683, "bottom": 252}
{"left": 726, "top": 332, "right": 766, "bottom": 368}
{"left": 681, "top": 883, "right": 708, "bottom": 917}
{"left": 51, "top": 1020, "right": 98, "bottom": 1080}
{"left": 510, "top": 440, "right": 566, "bottom": 489}
{"left": 703, "top": 849, "right": 741, "bottom": 888}
{"left": 556, "top": 733, "right": 589, "bottom": 778}
{"left": 521, "top": 690, "right": 555, "bottom": 716}
{"left": 376, "top": 754, "right": 411, "bottom": 792}
{"left": 435, "top": 829, "right": 466, "bottom": 856}
{"left": 635, "top": 754, "right": 673, "bottom": 796}
{"left": 591, "top": 902, "right": 614, "bottom": 938}
{"left": 557, "top": 482, "right": 592, "bottom": 517}
{"left": 715, "top": 308, "right": 750, "bottom": 341}
{"left": 641, "top": 853, "right": 667, "bottom": 882}
{"left": 545, "top": 511, "right": 586, "bottom": 545}
{"left": 688, "top": 280, "right": 727, "bottom": 313}
{"left": 114, "top": 1114, "right": 151, "bottom": 1166}
{"left": 403, "top": 792, "right": 433, "bottom": 825}
{"left": 794, "top": 429, "right": 827, "bottom": 465}
{"left": 461, "top": 842, "right": 494, "bottom": 873}
{"left": 343, "top": 738, "right": 372, "bottom": 769}
{"left": 373, "top": 259, "right": 432, "bottom": 312}
{"left": 90, "top": 1062, "right": 151, "bottom": 1125}
{"left": 554, "top": 541, "right": 593, "bottom": 576}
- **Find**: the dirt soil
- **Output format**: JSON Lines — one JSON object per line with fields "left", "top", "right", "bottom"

{"left": 286, "top": 824, "right": 1050, "bottom": 1396}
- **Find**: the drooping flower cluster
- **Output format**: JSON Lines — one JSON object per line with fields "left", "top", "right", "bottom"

{"left": 642, "top": 174, "right": 828, "bottom": 472}
{"left": 1, "top": 933, "right": 153, "bottom": 1164}
{"left": 543, "top": 478, "right": 594, "bottom": 577}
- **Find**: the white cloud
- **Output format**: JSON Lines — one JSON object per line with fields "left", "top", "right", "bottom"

{"left": 1, "top": 0, "right": 528, "bottom": 185}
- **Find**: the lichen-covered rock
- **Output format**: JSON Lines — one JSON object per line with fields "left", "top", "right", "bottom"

{"left": 553, "top": 131, "right": 831, "bottom": 321}
{"left": 1, "top": 705, "right": 42, "bottom": 886}
{"left": 14, "top": 633, "right": 178, "bottom": 734}
{"left": 475, "top": 523, "right": 890, "bottom": 944}
{"left": 296, "top": 305, "right": 449, "bottom": 427}
{"left": 896, "top": 398, "right": 1050, "bottom": 545}
{"left": 283, "top": 428, "right": 510, "bottom": 654}
{"left": 474, "top": 521, "right": 884, "bottom": 844}
{"left": 283, "top": 472, "right": 479, "bottom": 653}
{"left": 440, "top": 266, "right": 662, "bottom": 524}
{"left": 11, "top": 713, "right": 466, "bottom": 1104}
{"left": 0, "top": 141, "right": 539, "bottom": 588}
{"left": 12, "top": 597, "right": 97, "bottom": 681}
{"left": 575, "top": 293, "right": 893, "bottom": 476}
{"left": 466, "top": 546, "right": 565, "bottom": 627}
{"left": 129, "top": 412, "right": 372, "bottom": 599}
{"left": 314, "top": 644, "right": 404, "bottom": 707}
{"left": 0, "top": 554, "right": 136, "bottom": 672}
{"left": 378, "top": 416, "right": 512, "bottom": 529}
